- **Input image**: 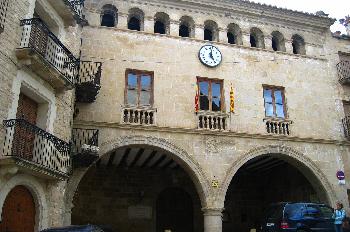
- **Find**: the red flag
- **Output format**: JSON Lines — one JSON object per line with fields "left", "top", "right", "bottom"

{"left": 195, "top": 84, "right": 199, "bottom": 113}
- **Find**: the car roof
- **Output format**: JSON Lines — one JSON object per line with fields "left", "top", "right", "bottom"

{"left": 40, "top": 225, "right": 101, "bottom": 232}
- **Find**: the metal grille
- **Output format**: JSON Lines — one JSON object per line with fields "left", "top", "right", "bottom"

{"left": 78, "top": 61, "right": 102, "bottom": 84}
{"left": 342, "top": 116, "right": 350, "bottom": 138}
{"left": 19, "top": 18, "right": 78, "bottom": 85}
{"left": 337, "top": 61, "right": 350, "bottom": 84}
{"left": 0, "top": 0, "right": 9, "bottom": 33}
{"left": 65, "top": 0, "right": 84, "bottom": 20}
{"left": 2, "top": 119, "right": 71, "bottom": 175}
{"left": 72, "top": 128, "right": 99, "bottom": 155}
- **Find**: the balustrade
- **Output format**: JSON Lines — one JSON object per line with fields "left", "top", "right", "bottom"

{"left": 2, "top": 119, "right": 71, "bottom": 177}
{"left": 197, "top": 111, "right": 228, "bottom": 131}
{"left": 265, "top": 118, "right": 292, "bottom": 135}
{"left": 337, "top": 61, "right": 350, "bottom": 85}
{"left": 122, "top": 107, "right": 156, "bottom": 125}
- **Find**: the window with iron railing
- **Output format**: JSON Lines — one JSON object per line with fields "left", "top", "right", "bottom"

{"left": 0, "top": 0, "right": 9, "bottom": 33}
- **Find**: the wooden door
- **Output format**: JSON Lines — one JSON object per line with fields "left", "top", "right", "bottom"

{"left": 13, "top": 93, "right": 38, "bottom": 160}
{"left": 156, "top": 188, "right": 194, "bottom": 232}
{"left": 0, "top": 186, "right": 36, "bottom": 232}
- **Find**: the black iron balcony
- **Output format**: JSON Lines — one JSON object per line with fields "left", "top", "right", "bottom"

{"left": 342, "top": 116, "right": 350, "bottom": 138}
{"left": 72, "top": 128, "right": 99, "bottom": 167}
{"left": 47, "top": 0, "right": 87, "bottom": 26}
{"left": 1, "top": 119, "right": 71, "bottom": 179}
{"left": 76, "top": 61, "right": 102, "bottom": 103}
{"left": 0, "top": 0, "right": 9, "bottom": 33}
{"left": 16, "top": 18, "right": 78, "bottom": 90}
{"left": 337, "top": 61, "right": 350, "bottom": 85}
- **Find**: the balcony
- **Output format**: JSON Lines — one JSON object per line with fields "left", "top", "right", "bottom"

{"left": 1, "top": 119, "right": 71, "bottom": 179}
{"left": 75, "top": 61, "right": 102, "bottom": 103}
{"left": 264, "top": 118, "right": 292, "bottom": 136}
{"left": 16, "top": 18, "right": 78, "bottom": 90}
{"left": 0, "top": 0, "right": 9, "bottom": 33}
{"left": 337, "top": 61, "right": 350, "bottom": 85}
{"left": 342, "top": 116, "right": 350, "bottom": 138}
{"left": 197, "top": 111, "right": 228, "bottom": 131}
{"left": 121, "top": 106, "right": 157, "bottom": 126}
{"left": 71, "top": 128, "right": 99, "bottom": 167}
{"left": 47, "top": 0, "right": 87, "bottom": 26}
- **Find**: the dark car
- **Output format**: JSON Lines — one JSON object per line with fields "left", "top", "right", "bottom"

{"left": 40, "top": 225, "right": 114, "bottom": 232}
{"left": 261, "top": 202, "right": 335, "bottom": 232}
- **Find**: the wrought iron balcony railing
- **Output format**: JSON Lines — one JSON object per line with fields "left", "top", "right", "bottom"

{"left": 2, "top": 119, "right": 71, "bottom": 177}
{"left": 122, "top": 106, "right": 157, "bottom": 126}
{"left": 337, "top": 61, "right": 350, "bottom": 85}
{"left": 17, "top": 18, "right": 78, "bottom": 88}
{"left": 0, "top": 0, "right": 9, "bottom": 33}
{"left": 76, "top": 61, "right": 102, "bottom": 103}
{"left": 342, "top": 116, "right": 350, "bottom": 138}
{"left": 197, "top": 111, "right": 228, "bottom": 131}
{"left": 65, "top": 0, "right": 85, "bottom": 23}
{"left": 264, "top": 118, "right": 292, "bottom": 135}
{"left": 72, "top": 128, "right": 99, "bottom": 167}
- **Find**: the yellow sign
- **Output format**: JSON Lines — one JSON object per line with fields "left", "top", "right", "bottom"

{"left": 211, "top": 180, "right": 219, "bottom": 188}
{"left": 230, "top": 85, "right": 234, "bottom": 113}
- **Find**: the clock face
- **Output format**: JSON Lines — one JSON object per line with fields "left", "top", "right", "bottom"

{"left": 198, "top": 45, "right": 222, "bottom": 67}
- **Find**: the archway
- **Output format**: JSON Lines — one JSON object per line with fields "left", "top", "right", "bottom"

{"left": 70, "top": 136, "right": 209, "bottom": 232}
{"left": 220, "top": 145, "right": 335, "bottom": 232}
{"left": 0, "top": 186, "right": 35, "bottom": 232}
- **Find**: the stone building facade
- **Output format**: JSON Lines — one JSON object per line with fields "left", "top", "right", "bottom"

{"left": 1, "top": 0, "right": 350, "bottom": 232}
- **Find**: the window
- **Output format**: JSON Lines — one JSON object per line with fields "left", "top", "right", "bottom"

{"left": 292, "top": 34, "right": 306, "bottom": 55}
{"left": 263, "top": 86, "right": 286, "bottom": 118}
{"left": 250, "top": 27, "right": 265, "bottom": 48}
{"left": 125, "top": 70, "right": 153, "bottom": 106}
{"left": 128, "top": 8, "right": 144, "bottom": 31}
{"left": 101, "top": 4, "right": 118, "bottom": 27}
{"left": 179, "top": 16, "right": 194, "bottom": 38}
{"left": 271, "top": 31, "right": 286, "bottom": 52}
{"left": 154, "top": 12, "right": 169, "bottom": 34}
{"left": 204, "top": 20, "right": 218, "bottom": 41}
{"left": 227, "top": 23, "right": 242, "bottom": 45}
{"left": 197, "top": 78, "right": 223, "bottom": 112}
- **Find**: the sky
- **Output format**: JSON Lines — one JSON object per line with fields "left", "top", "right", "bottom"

{"left": 249, "top": 0, "right": 349, "bottom": 33}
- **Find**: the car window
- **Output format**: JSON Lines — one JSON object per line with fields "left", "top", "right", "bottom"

{"left": 319, "top": 206, "right": 334, "bottom": 218}
{"left": 305, "top": 205, "right": 322, "bottom": 218}
{"left": 285, "top": 203, "right": 304, "bottom": 219}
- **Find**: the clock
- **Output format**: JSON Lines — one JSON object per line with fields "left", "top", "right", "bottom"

{"left": 198, "top": 44, "right": 222, "bottom": 67}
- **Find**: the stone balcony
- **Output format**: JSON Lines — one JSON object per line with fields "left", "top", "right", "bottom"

{"left": 71, "top": 128, "right": 99, "bottom": 167}
{"left": 75, "top": 61, "right": 102, "bottom": 103}
{"left": 264, "top": 118, "right": 292, "bottom": 136}
{"left": 1, "top": 119, "right": 71, "bottom": 180}
{"left": 16, "top": 18, "right": 79, "bottom": 90}
{"left": 197, "top": 111, "right": 229, "bottom": 131}
{"left": 0, "top": 0, "right": 9, "bottom": 33}
{"left": 121, "top": 106, "right": 157, "bottom": 126}
{"left": 47, "top": 0, "right": 87, "bottom": 26}
{"left": 337, "top": 61, "right": 350, "bottom": 85}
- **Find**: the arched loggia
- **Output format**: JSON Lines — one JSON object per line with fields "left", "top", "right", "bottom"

{"left": 219, "top": 145, "right": 336, "bottom": 232}
{"left": 66, "top": 136, "right": 211, "bottom": 232}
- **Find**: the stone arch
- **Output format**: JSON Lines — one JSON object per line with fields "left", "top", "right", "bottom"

{"left": 0, "top": 174, "right": 48, "bottom": 230}
{"left": 179, "top": 15, "right": 195, "bottom": 38}
{"left": 154, "top": 12, "right": 170, "bottom": 34}
{"left": 204, "top": 20, "right": 218, "bottom": 41}
{"left": 250, "top": 27, "right": 265, "bottom": 48}
{"left": 227, "top": 23, "right": 242, "bottom": 45}
{"left": 100, "top": 4, "right": 118, "bottom": 27}
{"left": 218, "top": 145, "right": 336, "bottom": 208}
{"left": 292, "top": 34, "right": 306, "bottom": 55}
{"left": 271, "top": 31, "right": 286, "bottom": 52}
{"left": 65, "top": 135, "right": 211, "bottom": 224}
{"left": 128, "top": 7, "right": 144, "bottom": 31}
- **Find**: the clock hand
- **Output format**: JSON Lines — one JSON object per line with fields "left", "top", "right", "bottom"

{"left": 209, "top": 47, "right": 214, "bottom": 60}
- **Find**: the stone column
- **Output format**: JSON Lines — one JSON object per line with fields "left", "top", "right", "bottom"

{"left": 218, "top": 28, "right": 227, "bottom": 43}
{"left": 285, "top": 40, "right": 294, "bottom": 54}
{"left": 195, "top": 24, "right": 204, "bottom": 41}
{"left": 203, "top": 208, "right": 223, "bottom": 232}
{"left": 170, "top": 20, "right": 180, "bottom": 37}
{"left": 144, "top": 16, "right": 154, "bottom": 33}
{"left": 242, "top": 32, "right": 251, "bottom": 47}
{"left": 264, "top": 36, "right": 272, "bottom": 50}
{"left": 118, "top": 12, "right": 129, "bottom": 30}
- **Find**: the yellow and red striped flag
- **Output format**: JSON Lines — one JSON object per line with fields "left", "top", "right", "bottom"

{"left": 230, "top": 85, "right": 234, "bottom": 113}
{"left": 195, "top": 84, "right": 199, "bottom": 113}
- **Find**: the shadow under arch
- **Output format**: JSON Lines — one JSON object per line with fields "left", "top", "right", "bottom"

{"left": 218, "top": 145, "right": 336, "bottom": 208}
{"left": 65, "top": 135, "right": 211, "bottom": 223}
